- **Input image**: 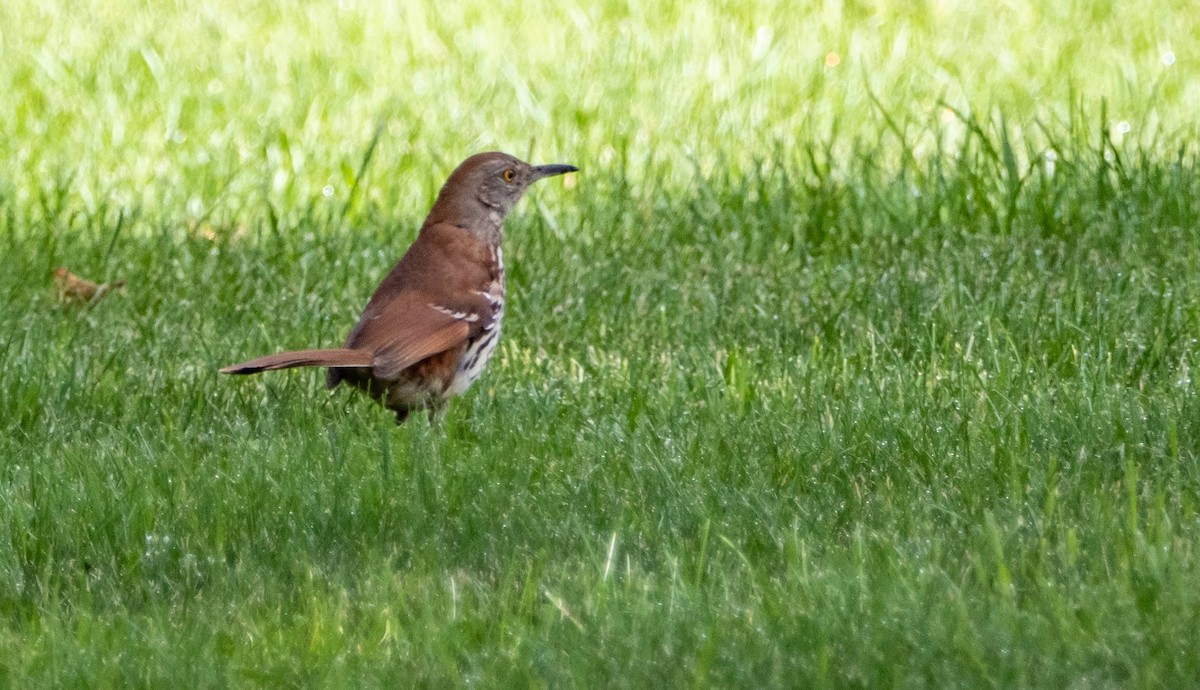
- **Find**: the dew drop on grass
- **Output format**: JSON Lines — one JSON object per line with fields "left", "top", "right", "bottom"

{"left": 1162, "top": 51, "right": 1176, "bottom": 66}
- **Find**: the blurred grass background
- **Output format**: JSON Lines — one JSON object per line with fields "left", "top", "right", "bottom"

{"left": 2, "top": 0, "right": 1199, "bottom": 687}
{"left": 2, "top": 0, "right": 1196, "bottom": 218}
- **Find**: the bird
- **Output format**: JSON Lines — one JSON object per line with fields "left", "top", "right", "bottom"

{"left": 220, "top": 151, "right": 578, "bottom": 424}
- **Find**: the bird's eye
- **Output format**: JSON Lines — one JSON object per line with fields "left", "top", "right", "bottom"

{"left": 502, "top": 169, "right": 515, "bottom": 182}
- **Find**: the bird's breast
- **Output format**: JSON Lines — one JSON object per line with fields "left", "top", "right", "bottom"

{"left": 443, "top": 245, "right": 505, "bottom": 398}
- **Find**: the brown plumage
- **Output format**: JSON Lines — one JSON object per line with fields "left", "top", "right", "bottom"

{"left": 221, "top": 151, "right": 577, "bottom": 423}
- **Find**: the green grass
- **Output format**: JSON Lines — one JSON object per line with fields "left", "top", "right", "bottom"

{"left": 2, "top": 0, "right": 1200, "bottom": 686}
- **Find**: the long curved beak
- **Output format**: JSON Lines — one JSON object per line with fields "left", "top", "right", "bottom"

{"left": 532, "top": 163, "right": 579, "bottom": 180}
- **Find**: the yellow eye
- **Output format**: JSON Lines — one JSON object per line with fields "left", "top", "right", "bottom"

{"left": 502, "top": 169, "right": 515, "bottom": 182}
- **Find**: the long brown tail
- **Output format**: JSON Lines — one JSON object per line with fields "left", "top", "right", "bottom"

{"left": 220, "top": 348, "right": 374, "bottom": 375}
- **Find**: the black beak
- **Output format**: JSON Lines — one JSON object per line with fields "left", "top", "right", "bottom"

{"left": 532, "top": 163, "right": 579, "bottom": 180}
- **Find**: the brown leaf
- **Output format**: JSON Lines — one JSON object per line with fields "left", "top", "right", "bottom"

{"left": 53, "top": 267, "right": 125, "bottom": 304}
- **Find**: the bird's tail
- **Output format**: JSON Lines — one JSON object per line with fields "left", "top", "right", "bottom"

{"left": 220, "top": 348, "right": 373, "bottom": 375}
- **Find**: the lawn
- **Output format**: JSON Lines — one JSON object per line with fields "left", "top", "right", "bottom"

{"left": 2, "top": 0, "right": 1199, "bottom": 686}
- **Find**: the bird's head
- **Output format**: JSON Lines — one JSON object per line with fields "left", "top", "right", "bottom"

{"left": 429, "top": 151, "right": 577, "bottom": 234}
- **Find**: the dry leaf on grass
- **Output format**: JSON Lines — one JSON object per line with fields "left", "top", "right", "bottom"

{"left": 53, "top": 267, "right": 126, "bottom": 304}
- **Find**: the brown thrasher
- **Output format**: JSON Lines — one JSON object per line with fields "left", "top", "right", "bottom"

{"left": 221, "top": 151, "right": 577, "bottom": 423}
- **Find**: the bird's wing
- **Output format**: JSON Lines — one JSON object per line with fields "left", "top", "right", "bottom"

{"left": 349, "top": 291, "right": 492, "bottom": 381}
